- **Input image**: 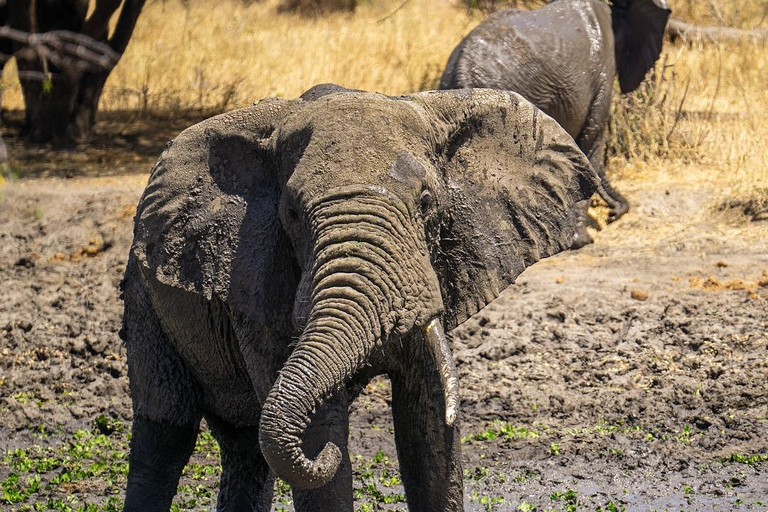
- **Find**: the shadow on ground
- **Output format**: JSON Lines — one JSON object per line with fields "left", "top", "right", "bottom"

{"left": 1, "top": 109, "right": 219, "bottom": 178}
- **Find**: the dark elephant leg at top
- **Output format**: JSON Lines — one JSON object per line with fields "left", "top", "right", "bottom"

{"left": 124, "top": 418, "right": 200, "bottom": 512}
{"left": 292, "top": 391, "right": 353, "bottom": 512}
{"left": 389, "top": 335, "right": 464, "bottom": 512}
{"left": 206, "top": 415, "right": 276, "bottom": 511}
{"left": 570, "top": 112, "right": 630, "bottom": 249}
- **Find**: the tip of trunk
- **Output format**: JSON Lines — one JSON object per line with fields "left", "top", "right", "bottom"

{"left": 258, "top": 380, "right": 344, "bottom": 490}
{"left": 259, "top": 430, "right": 342, "bottom": 490}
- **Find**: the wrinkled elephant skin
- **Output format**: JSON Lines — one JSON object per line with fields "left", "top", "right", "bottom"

{"left": 121, "top": 85, "right": 598, "bottom": 511}
{"left": 441, "top": 0, "right": 671, "bottom": 247}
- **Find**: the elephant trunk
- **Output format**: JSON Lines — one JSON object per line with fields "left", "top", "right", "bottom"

{"left": 259, "top": 190, "right": 447, "bottom": 489}
{"left": 258, "top": 317, "right": 362, "bottom": 489}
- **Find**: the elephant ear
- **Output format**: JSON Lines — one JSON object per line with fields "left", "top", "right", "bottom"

{"left": 611, "top": 0, "right": 672, "bottom": 94}
{"left": 411, "top": 89, "right": 598, "bottom": 330}
{"left": 132, "top": 98, "right": 299, "bottom": 321}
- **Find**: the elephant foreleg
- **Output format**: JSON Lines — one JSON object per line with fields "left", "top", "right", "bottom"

{"left": 576, "top": 82, "right": 630, "bottom": 226}
{"left": 122, "top": 257, "right": 204, "bottom": 511}
{"left": 570, "top": 128, "right": 628, "bottom": 250}
{"left": 205, "top": 415, "right": 275, "bottom": 512}
{"left": 291, "top": 391, "right": 353, "bottom": 512}
{"left": 389, "top": 337, "right": 463, "bottom": 512}
{"left": 124, "top": 417, "right": 200, "bottom": 512}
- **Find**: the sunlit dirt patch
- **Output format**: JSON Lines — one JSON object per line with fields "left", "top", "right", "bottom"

{"left": 687, "top": 272, "right": 768, "bottom": 300}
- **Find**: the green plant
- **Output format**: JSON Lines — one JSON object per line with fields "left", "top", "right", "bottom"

{"left": 464, "top": 466, "right": 490, "bottom": 481}
{"left": 598, "top": 501, "right": 626, "bottom": 512}
{"left": 677, "top": 425, "right": 693, "bottom": 443}
{"left": 550, "top": 489, "right": 579, "bottom": 511}
{"left": 462, "top": 422, "right": 540, "bottom": 443}
{"left": 722, "top": 453, "right": 768, "bottom": 465}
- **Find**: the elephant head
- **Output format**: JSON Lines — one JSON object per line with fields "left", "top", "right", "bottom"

{"left": 260, "top": 87, "right": 597, "bottom": 488}
{"left": 136, "top": 86, "right": 597, "bottom": 490}
{"left": 610, "top": 0, "right": 672, "bottom": 93}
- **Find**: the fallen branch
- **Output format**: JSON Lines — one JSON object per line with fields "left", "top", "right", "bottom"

{"left": 667, "top": 18, "right": 768, "bottom": 44}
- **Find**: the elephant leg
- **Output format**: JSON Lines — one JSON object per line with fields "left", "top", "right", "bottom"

{"left": 389, "top": 339, "right": 463, "bottom": 512}
{"left": 122, "top": 257, "right": 204, "bottom": 511}
{"left": 292, "top": 390, "right": 353, "bottom": 512}
{"left": 576, "top": 83, "right": 630, "bottom": 225}
{"left": 588, "top": 130, "right": 629, "bottom": 224}
{"left": 570, "top": 199, "right": 594, "bottom": 250}
{"left": 205, "top": 415, "right": 275, "bottom": 512}
{"left": 124, "top": 417, "right": 200, "bottom": 512}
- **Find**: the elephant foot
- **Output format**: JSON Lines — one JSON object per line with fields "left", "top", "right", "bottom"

{"left": 607, "top": 202, "right": 630, "bottom": 224}
{"left": 570, "top": 229, "right": 594, "bottom": 250}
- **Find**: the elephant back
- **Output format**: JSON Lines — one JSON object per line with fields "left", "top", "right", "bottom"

{"left": 439, "top": 1, "right": 610, "bottom": 138}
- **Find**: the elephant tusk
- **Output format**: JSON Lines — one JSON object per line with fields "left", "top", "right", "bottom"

{"left": 422, "top": 318, "right": 460, "bottom": 426}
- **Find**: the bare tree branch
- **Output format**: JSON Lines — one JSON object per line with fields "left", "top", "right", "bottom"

{"left": 667, "top": 18, "right": 768, "bottom": 44}
{"left": 0, "top": 26, "right": 119, "bottom": 72}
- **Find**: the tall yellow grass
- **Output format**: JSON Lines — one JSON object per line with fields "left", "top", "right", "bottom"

{"left": 1, "top": 0, "right": 766, "bottom": 232}
{"left": 18, "top": 0, "right": 479, "bottom": 110}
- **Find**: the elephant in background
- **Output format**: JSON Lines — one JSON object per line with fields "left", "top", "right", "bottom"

{"left": 440, "top": 0, "right": 671, "bottom": 248}
{"left": 120, "top": 84, "right": 598, "bottom": 511}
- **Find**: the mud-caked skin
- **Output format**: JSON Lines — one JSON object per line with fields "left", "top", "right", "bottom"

{"left": 121, "top": 84, "right": 598, "bottom": 511}
{"left": 440, "top": 0, "right": 671, "bottom": 248}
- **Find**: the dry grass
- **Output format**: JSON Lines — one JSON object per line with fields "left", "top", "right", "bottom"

{"left": 1, "top": 0, "right": 766, "bottom": 243}
{"left": 604, "top": 1, "right": 768, "bottom": 246}
{"left": 671, "top": 0, "right": 768, "bottom": 28}
{"left": 2, "top": 0, "right": 478, "bottom": 111}
{"left": 607, "top": 31, "right": 768, "bottom": 238}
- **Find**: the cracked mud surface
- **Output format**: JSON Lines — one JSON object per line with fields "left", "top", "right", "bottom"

{"left": 1, "top": 176, "right": 767, "bottom": 510}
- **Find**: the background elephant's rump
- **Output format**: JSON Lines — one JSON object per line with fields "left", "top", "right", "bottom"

{"left": 439, "top": 0, "right": 671, "bottom": 244}
{"left": 438, "top": 5, "right": 597, "bottom": 136}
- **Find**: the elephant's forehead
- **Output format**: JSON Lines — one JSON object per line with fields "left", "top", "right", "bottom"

{"left": 287, "top": 94, "right": 430, "bottom": 141}
{"left": 278, "top": 95, "right": 434, "bottom": 196}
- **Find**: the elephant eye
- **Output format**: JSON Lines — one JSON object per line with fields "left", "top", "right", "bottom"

{"left": 419, "top": 190, "right": 434, "bottom": 217}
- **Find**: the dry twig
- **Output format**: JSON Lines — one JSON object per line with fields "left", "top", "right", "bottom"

{"left": 667, "top": 18, "right": 768, "bottom": 44}
{"left": 0, "top": 27, "right": 119, "bottom": 72}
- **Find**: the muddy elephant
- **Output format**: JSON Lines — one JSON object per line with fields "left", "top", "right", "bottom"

{"left": 120, "top": 85, "right": 598, "bottom": 511}
{"left": 440, "top": 0, "right": 671, "bottom": 248}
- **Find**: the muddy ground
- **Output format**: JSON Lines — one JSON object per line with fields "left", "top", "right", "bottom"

{"left": 1, "top": 128, "right": 767, "bottom": 510}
